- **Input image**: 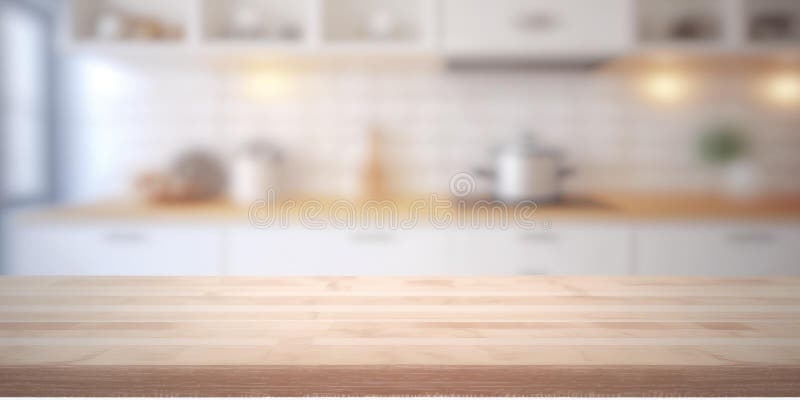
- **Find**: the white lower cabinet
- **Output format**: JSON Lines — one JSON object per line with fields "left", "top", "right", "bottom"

{"left": 8, "top": 219, "right": 799, "bottom": 276}
{"left": 635, "top": 223, "right": 800, "bottom": 276}
{"left": 226, "top": 224, "right": 630, "bottom": 276}
{"left": 6, "top": 223, "right": 223, "bottom": 275}
{"left": 444, "top": 229, "right": 532, "bottom": 275}
{"left": 444, "top": 224, "right": 630, "bottom": 275}
{"left": 225, "top": 227, "right": 448, "bottom": 275}
{"left": 545, "top": 224, "right": 631, "bottom": 275}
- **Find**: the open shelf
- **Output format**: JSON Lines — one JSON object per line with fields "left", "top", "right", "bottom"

{"left": 67, "top": 0, "right": 192, "bottom": 44}
{"left": 320, "top": 0, "right": 429, "bottom": 46}
{"left": 743, "top": 0, "right": 800, "bottom": 46}
{"left": 635, "top": 0, "right": 728, "bottom": 48}
{"left": 200, "top": 0, "right": 312, "bottom": 45}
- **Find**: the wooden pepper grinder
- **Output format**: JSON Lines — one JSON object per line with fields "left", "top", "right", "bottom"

{"left": 361, "top": 125, "right": 386, "bottom": 200}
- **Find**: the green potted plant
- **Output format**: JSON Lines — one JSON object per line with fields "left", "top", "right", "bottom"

{"left": 697, "top": 122, "right": 760, "bottom": 199}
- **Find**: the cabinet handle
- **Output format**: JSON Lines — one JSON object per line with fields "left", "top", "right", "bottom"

{"left": 103, "top": 231, "right": 148, "bottom": 243}
{"left": 518, "top": 268, "right": 549, "bottom": 275}
{"left": 516, "top": 11, "right": 560, "bottom": 32}
{"left": 350, "top": 232, "right": 396, "bottom": 243}
{"left": 518, "top": 232, "right": 559, "bottom": 242}
{"left": 726, "top": 231, "right": 777, "bottom": 244}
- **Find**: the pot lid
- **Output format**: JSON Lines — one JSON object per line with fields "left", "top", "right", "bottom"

{"left": 496, "top": 133, "right": 562, "bottom": 157}
{"left": 235, "top": 139, "right": 283, "bottom": 162}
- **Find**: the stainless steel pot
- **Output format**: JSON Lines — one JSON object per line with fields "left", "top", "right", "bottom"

{"left": 477, "top": 134, "right": 572, "bottom": 203}
{"left": 230, "top": 140, "right": 283, "bottom": 205}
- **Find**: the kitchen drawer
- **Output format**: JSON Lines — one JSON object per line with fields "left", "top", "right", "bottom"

{"left": 546, "top": 224, "right": 631, "bottom": 275}
{"left": 444, "top": 229, "right": 535, "bottom": 275}
{"left": 227, "top": 225, "right": 629, "bottom": 276}
{"left": 6, "top": 223, "right": 223, "bottom": 275}
{"left": 442, "top": 0, "right": 633, "bottom": 57}
{"left": 226, "top": 227, "right": 447, "bottom": 275}
{"left": 635, "top": 223, "right": 800, "bottom": 276}
{"left": 445, "top": 224, "right": 631, "bottom": 275}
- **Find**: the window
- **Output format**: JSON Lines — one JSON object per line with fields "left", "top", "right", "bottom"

{"left": 1, "top": 0, "right": 53, "bottom": 205}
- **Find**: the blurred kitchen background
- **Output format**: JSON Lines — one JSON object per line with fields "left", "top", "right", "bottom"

{"left": 1, "top": 0, "right": 800, "bottom": 276}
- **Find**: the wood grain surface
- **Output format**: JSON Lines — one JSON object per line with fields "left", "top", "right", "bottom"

{"left": 18, "top": 192, "right": 800, "bottom": 223}
{"left": 1, "top": 276, "right": 799, "bottom": 396}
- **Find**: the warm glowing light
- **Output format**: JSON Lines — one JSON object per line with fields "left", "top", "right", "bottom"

{"left": 240, "top": 70, "right": 296, "bottom": 100}
{"left": 763, "top": 72, "right": 800, "bottom": 107}
{"left": 639, "top": 70, "right": 690, "bottom": 105}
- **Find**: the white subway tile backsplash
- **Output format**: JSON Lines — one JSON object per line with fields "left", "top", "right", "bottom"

{"left": 61, "top": 58, "right": 800, "bottom": 202}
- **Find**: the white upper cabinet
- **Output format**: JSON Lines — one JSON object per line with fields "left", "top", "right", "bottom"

{"left": 61, "top": 0, "right": 799, "bottom": 58}
{"left": 441, "top": 0, "right": 634, "bottom": 59}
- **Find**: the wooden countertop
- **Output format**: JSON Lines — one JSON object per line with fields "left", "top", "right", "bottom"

{"left": 17, "top": 192, "right": 800, "bottom": 223}
{"left": 1, "top": 276, "right": 799, "bottom": 396}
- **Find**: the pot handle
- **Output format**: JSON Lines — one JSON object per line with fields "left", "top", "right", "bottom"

{"left": 473, "top": 167, "right": 495, "bottom": 179}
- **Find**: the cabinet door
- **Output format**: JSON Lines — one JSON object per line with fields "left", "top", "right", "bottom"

{"left": 226, "top": 227, "right": 447, "bottom": 275}
{"left": 444, "top": 228, "right": 538, "bottom": 275}
{"left": 516, "top": 224, "right": 631, "bottom": 275}
{"left": 6, "top": 223, "right": 222, "bottom": 275}
{"left": 444, "top": 224, "right": 631, "bottom": 275}
{"left": 635, "top": 223, "right": 800, "bottom": 276}
{"left": 346, "top": 228, "right": 447, "bottom": 275}
{"left": 226, "top": 228, "right": 346, "bottom": 275}
{"left": 442, "top": 0, "right": 633, "bottom": 56}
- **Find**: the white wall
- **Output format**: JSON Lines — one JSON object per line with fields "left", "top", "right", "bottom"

{"left": 60, "top": 56, "right": 800, "bottom": 202}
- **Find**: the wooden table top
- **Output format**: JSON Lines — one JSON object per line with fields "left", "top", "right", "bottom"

{"left": 1, "top": 276, "right": 799, "bottom": 396}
